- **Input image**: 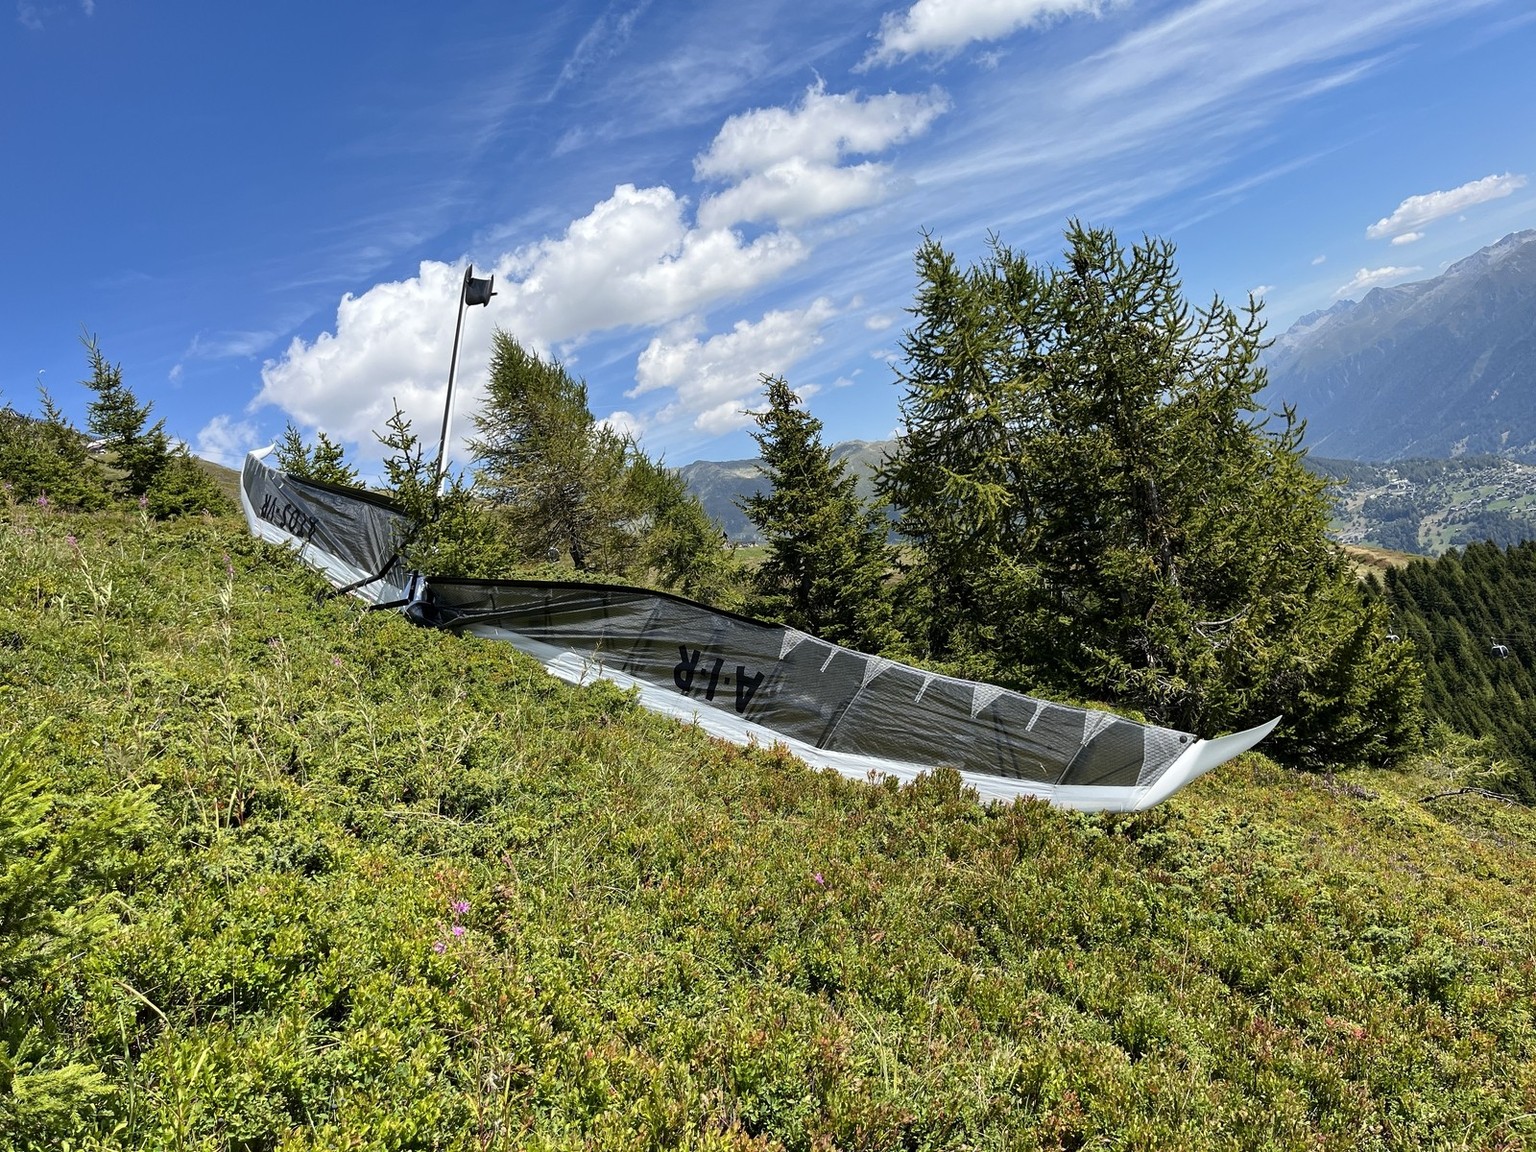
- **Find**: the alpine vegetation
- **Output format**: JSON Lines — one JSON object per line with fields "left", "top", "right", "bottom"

{"left": 878, "top": 225, "right": 1422, "bottom": 767}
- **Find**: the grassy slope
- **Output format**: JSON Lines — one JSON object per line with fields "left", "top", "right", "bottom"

{"left": 3, "top": 500, "right": 1535, "bottom": 1150}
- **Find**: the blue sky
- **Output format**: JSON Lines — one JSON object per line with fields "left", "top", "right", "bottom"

{"left": 5, "top": 0, "right": 1535, "bottom": 476}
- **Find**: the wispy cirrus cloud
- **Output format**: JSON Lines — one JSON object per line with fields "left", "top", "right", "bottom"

{"left": 549, "top": 0, "right": 653, "bottom": 97}
{"left": 1366, "top": 172, "right": 1528, "bottom": 239}
{"left": 17, "top": 0, "right": 93, "bottom": 29}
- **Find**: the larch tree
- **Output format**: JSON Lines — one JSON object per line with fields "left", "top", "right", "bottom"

{"left": 471, "top": 333, "right": 632, "bottom": 572}
{"left": 471, "top": 332, "right": 736, "bottom": 595}
{"left": 879, "top": 224, "right": 1422, "bottom": 765}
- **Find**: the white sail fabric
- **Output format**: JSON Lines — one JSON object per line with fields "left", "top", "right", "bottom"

{"left": 240, "top": 449, "right": 1277, "bottom": 811}
{"left": 240, "top": 446, "right": 412, "bottom": 606}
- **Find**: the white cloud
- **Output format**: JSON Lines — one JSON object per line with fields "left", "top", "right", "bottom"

{"left": 258, "top": 184, "right": 807, "bottom": 453}
{"left": 184, "top": 330, "right": 277, "bottom": 360}
{"left": 597, "top": 409, "right": 645, "bottom": 440}
{"left": 499, "top": 183, "right": 806, "bottom": 343}
{"left": 864, "top": 313, "right": 895, "bottom": 331}
{"left": 1366, "top": 173, "right": 1527, "bottom": 239}
{"left": 1312, "top": 255, "right": 1327, "bottom": 265}
{"left": 631, "top": 299, "right": 837, "bottom": 434}
{"left": 1249, "top": 284, "right": 1273, "bottom": 299}
{"left": 1391, "top": 231, "right": 1423, "bottom": 245}
{"left": 864, "top": 0, "right": 1102, "bottom": 66}
{"left": 696, "top": 84, "right": 948, "bottom": 229}
{"left": 196, "top": 415, "right": 260, "bottom": 468}
{"left": 257, "top": 259, "right": 478, "bottom": 452}
{"left": 552, "top": 1, "right": 651, "bottom": 94}
{"left": 700, "top": 160, "right": 894, "bottom": 230}
{"left": 1334, "top": 266, "right": 1421, "bottom": 298}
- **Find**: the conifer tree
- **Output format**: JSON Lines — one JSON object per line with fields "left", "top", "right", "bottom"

{"left": 471, "top": 333, "right": 633, "bottom": 571}
{"left": 624, "top": 453, "right": 741, "bottom": 605}
{"left": 0, "top": 390, "right": 110, "bottom": 510}
{"left": 743, "top": 375, "right": 896, "bottom": 650}
{"left": 274, "top": 422, "right": 360, "bottom": 487}
{"left": 80, "top": 333, "right": 168, "bottom": 497}
{"left": 470, "top": 332, "right": 737, "bottom": 594}
{"left": 880, "top": 224, "right": 1421, "bottom": 764}
{"left": 374, "top": 403, "right": 512, "bottom": 578}
{"left": 144, "top": 446, "right": 234, "bottom": 518}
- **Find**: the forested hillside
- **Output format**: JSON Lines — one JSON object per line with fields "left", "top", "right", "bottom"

{"left": 1380, "top": 541, "right": 1536, "bottom": 801}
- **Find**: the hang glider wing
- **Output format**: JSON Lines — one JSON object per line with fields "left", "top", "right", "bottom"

{"left": 241, "top": 448, "right": 1276, "bottom": 811}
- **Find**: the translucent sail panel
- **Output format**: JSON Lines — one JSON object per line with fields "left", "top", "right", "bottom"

{"left": 240, "top": 447, "right": 412, "bottom": 606}
{"left": 240, "top": 449, "right": 1278, "bottom": 811}
{"left": 411, "top": 577, "right": 1206, "bottom": 797}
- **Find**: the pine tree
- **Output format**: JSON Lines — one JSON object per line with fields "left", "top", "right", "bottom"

{"left": 0, "top": 390, "right": 110, "bottom": 510}
{"left": 374, "top": 403, "right": 513, "bottom": 578}
{"left": 623, "top": 453, "right": 740, "bottom": 605}
{"left": 144, "top": 446, "right": 234, "bottom": 518}
{"left": 879, "top": 224, "right": 1421, "bottom": 763}
{"left": 274, "top": 422, "right": 359, "bottom": 487}
{"left": 80, "top": 333, "right": 168, "bottom": 497}
{"left": 743, "top": 376, "right": 896, "bottom": 651}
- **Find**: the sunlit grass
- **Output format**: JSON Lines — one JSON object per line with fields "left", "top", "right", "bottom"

{"left": 3, "top": 497, "right": 1534, "bottom": 1150}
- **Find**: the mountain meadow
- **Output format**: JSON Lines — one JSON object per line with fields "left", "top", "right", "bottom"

{"left": 6, "top": 226, "right": 1536, "bottom": 1149}
{"left": 4, "top": 484, "right": 1536, "bottom": 1151}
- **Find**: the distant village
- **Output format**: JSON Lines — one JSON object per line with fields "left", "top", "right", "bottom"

{"left": 1326, "top": 456, "right": 1536, "bottom": 554}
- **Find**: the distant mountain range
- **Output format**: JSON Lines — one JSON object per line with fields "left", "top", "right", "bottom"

{"left": 1263, "top": 230, "right": 1536, "bottom": 460}
{"left": 685, "top": 230, "right": 1536, "bottom": 540}
{"left": 679, "top": 440, "right": 890, "bottom": 542}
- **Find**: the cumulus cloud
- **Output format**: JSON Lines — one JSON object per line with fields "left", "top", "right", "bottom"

{"left": 1366, "top": 173, "right": 1527, "bottom": 239}
{"left": 630, "top": 299, "right": 837, "bottom": 434}
{"left": 696, "top": 84, "right": 948, "bottom": 228}
{"left": 1249, "top": 284, "right": 1273, "bottom": 299}
{"left": 499, "top": 183, "right": 806, "bottom": 342}
{"left": 196, "top": 415, "right": 260, "bottom": 468}
{"left": 597, "top": 409, "right": 646, "bottom": 440}
{"left": 863, "top": 0, "right": 1102, "bottom": 66}
{"left": 1391, "top": 231, "right": 1423, "bottom": 245}
{"left": 1334, "top": 265, "right": 1421, "bottom": 298}
{"left": 257, "top": 259, "right": 479, "bottom": 451}
{"left": 258, "top": 184, "right": 807, "bottom": 451}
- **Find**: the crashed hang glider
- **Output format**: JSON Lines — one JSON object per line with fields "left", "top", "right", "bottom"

{"left": 241, "top": 447, "right": 1278, "bottom": 812}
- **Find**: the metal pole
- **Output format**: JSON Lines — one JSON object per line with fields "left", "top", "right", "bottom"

{"left": 434, "top": 265, "right": 472, "bottom": 494}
